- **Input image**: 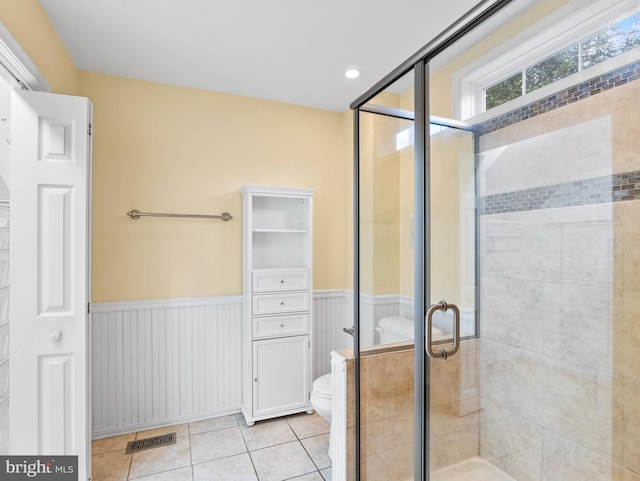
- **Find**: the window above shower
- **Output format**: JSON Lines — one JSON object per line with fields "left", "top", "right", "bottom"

{"left": 452, "top": 0, "right": 640, "bottom": 121}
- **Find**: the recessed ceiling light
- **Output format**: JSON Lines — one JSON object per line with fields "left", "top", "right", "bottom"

{"left": 344, "top": 69, "right": 361, "bottom": 79}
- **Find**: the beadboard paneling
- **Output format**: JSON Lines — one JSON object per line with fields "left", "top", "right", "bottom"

{"left": 313, "top": 291, "right": 353, "bottom": 380}
{"left": 91, "top": 297, "right": 243, "bottom": 438}
{"left": 92, "top": 291, "right": 349, "bottom": 437}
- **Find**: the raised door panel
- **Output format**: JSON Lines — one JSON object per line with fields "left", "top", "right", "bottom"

{"left": 252, "top": 336, "right": 309, "bottom": 417}
{"left": 9, "top": 90, "right": 91, "bottom": 478}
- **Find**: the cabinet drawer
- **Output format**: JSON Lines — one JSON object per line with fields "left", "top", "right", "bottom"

{"left": 252, "top": 292, "right": 310, "bottom": 316}
{"left": 252, "top": 269, "right": 309, "bottom": 293}
{"left": 253, "top": 313, "right": 309, "bottom": 338}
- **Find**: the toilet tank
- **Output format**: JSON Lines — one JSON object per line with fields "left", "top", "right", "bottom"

{"left": 376, "top": 316, "right": 445, "bottom": 344}
{"left": 376, "top": 316, "right": 414, "bottom": 343}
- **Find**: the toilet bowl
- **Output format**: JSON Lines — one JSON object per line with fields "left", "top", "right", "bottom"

{"left": 310, "top": 373, "right": 332, "bottom": 423}
{"left": 311, "top": 372, "right": 334, "bottom": 460}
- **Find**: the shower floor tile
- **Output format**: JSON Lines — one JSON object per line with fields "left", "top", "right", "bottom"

{"left": 432, "top": 457, "right": 517, "bottom": 481}
{"left": 91, "top": 412, "right": 332, "bottom": 481}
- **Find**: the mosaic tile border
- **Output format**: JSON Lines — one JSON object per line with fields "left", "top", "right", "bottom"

{"left": 478, "top": 170, "right": 640, "bottom": 215}
{"left": 476, "top": 61, "right": 640, "bottom": 136}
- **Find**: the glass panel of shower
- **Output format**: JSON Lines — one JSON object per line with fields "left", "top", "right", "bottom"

{"left": 425, "top": 122, "right": 477, "bottom": 476}
{"left": 355, "top": 70, "right": 417, "bottom": 481}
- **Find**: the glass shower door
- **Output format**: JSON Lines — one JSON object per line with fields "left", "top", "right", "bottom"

{"left": 424, "top": 123, "right": 478, "bottom": 478}
{"left": 426, "top": 0, "right": 640, "bottom": 479}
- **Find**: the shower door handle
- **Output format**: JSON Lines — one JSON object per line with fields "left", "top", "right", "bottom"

{"left": 425, "top": 301, "right": 460, "bottom": 361}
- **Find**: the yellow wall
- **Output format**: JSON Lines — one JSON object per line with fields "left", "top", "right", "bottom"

{"left": 342, "top": 110, "right": 354, "bottom": 292}
{"left": 1, "top": 1, "right": 351, "bottom": 303}
{"left": 80, "top": 72, "right": 348, "bottom": 302}
{"left": 0, "top": 0, "right": 79, "bottom": 94}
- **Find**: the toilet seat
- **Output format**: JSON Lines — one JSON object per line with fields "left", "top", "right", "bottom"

{"left": 311, "top": 373, "right": 332, "bottom": 424}
{"left": 313, "top": 373, "right": 332, "bottom": 398}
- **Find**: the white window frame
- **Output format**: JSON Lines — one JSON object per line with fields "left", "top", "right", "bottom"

{"left": 453, "top": 0, "right": 640, "bottom": 122}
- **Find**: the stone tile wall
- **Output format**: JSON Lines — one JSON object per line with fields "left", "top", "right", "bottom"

{"left": 477, "top": 65, "right": 640, "bottom": 481}
{"left": 476, "top": 61, "right": 640, "bottom": 137}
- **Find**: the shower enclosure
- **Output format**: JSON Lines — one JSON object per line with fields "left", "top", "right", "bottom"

{"left": 351, "top": 0, "right": 640, "bottom": 480}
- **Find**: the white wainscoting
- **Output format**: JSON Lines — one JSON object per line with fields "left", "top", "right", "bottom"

{"left": 313, "top": 291, "right": 353, "bottom": 380}
{"left": 358, "top": 294, "right": 415, "bottom": 345}
{"left": 91, "top": 290, "right": 350, "bottom": 438}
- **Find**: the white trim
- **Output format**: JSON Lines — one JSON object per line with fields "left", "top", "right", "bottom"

{"left": 370, "top": 294, "right": 401, "bottom": 305}
{"left": 92, "top": 408, "right": 241, "bottom": 440}
{"left": 398, "top": 295, "right": 414, "bottom": 306}
{"left": 0, "top": 22, "right": 51, "bottom": 92}
{"left": 91, "top": 290, "right": 350, "bottom": 313}
{"left": 239, "top": 184, "right": 316, "bottom": 196}
{"left": 313, "top": 289, "right": 349, "bottom": 299}
{"left": 91, "top": 295, "right": 243, "bottom": 313}
{"left": 330, "top": 350, "right": 348, "bottom": 481}
{"left": 453, "top": 0, "right": 639, "bottom": 120}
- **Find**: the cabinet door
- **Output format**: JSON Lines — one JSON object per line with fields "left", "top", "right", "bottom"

{"left": 252, "top": 336, "right": 310, "bottom": 417}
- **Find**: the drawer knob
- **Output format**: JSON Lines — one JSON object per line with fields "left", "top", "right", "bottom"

{"left": 280, "top": 302, "right": 285, "bottom": 306}
{"left": 280, "top": 280, "right": 285, "bottom": 284}
{"left": 280, "top": 324, "right": 284, "bottom": 328}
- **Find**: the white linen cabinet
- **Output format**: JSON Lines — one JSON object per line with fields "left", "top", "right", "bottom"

{"left": 240, "top": 185, "right": 314, "bottom": 425}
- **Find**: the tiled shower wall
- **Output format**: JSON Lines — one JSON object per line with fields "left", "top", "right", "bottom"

{"left": 477, "top": 64, "right": 640, "bottom": 480}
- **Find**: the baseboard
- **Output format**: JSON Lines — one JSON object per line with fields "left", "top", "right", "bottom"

{"left": 91, "top": 408, "right": 242, "bottom": 440}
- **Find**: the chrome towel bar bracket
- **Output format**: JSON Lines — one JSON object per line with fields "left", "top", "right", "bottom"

{"left": 127, "top": 209, "right": 233, "bottom": 221}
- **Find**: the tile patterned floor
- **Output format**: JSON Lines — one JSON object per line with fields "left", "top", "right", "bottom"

{"left": 92, "top": 413, "right": 332, "bottom": 481}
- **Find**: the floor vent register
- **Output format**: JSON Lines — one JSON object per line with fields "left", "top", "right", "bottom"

{"left": 125, "top": 433, "right": 177, "bottom": 454}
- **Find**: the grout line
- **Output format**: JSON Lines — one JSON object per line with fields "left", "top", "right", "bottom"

{"left": 287, "top": 417, "right": 331, "bottom": 481}
{"left": 246, "top": 438, "right": 306, "bottom": 453}
{"left": 187, "top": 421, "right": 195, "bottom": 481}
{"left": 298, "top": 437, "right": 325, "bottom": 476}
{"left": 281, "top": 470, "right": 321, "bottom": 481}
{"left": 237, "top": 420, "right": 260, "bottom": 480}
{"left": 189, "top": 450, "right": 251, "bottom": 467}
{"left": 188, "top": 431, "right": 194, "bottom": 477}
{"left": 286, "top": 418, "right": 302, "bottom": 442}
{"left": 125, "top": 432, "right": 137, "bottom": 481}
{"left": 128, "top": 466, "right": 193, "bottom": 481}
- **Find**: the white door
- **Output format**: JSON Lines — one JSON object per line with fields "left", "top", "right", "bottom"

{"left": 9, "top": 89, "right": 91, "bottom": 479}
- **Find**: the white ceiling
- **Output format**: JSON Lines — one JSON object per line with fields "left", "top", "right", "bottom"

{"left": 37, "top": 0, "right": 481, "bottom": 112}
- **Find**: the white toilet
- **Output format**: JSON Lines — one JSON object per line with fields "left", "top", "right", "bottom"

{"left": 310, "top": 316, "right": 446, "bottom": 424}
{"left": 310, "top": 372, "right": 333, "bottom": 460}
{"left": 375, "top": 315, "right": 446, "bottom": 343}
{"left": 310, "top": 373, "right": 332, "bottom": 422}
